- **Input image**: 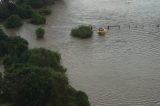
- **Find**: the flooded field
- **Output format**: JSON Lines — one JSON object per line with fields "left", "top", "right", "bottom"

{"left": 16, "top": 0, "right": 160, "bottom": 105}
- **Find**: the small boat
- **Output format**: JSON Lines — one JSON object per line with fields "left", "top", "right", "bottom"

{"left": 97, "top": 27, "right": 107, "bottom": 35}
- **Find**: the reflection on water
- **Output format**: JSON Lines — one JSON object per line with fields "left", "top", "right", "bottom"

{"left": 17, "top": 0, "right": 160, "bottom": 105}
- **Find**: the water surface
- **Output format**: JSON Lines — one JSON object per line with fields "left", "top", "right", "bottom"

{"left": 17, "top": 0, "right": 160, "bottom": 105}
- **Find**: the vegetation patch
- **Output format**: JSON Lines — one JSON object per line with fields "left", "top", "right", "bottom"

{"left": 4, "top": 15, "right": 23, "bottom": 28}
{"left": 71, "top": 25, "right": 93, "bottom": 39}
{"left": 36, "top": 28, "right": 45, "bottom": 38}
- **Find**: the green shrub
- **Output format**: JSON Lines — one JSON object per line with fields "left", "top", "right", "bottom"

{"left": 39, "top": 8, "right": 52, "bottom": 15}
{"left": 36, "top": 28, "right": 45, "bottom": 38}
{"left": 30, "top": 12, "right": 46, "bottom": 25}
{"left": 71, "top": 25, "right": 93, "bottom": 39}
{"left": 4, "top": 15, "right": 23, "bottom": 28}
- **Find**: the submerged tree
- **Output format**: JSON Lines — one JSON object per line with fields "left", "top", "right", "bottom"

{"left": 71, "top": 25, "right": 93, "bottom": 39}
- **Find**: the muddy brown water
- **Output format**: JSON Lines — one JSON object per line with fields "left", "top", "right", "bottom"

{"left": 5, "top": 0, "right": 160, "bottom": 105}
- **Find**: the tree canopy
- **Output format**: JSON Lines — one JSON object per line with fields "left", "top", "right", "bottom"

{"left": 0, "top": 28, "right": 90, "bottom": 106}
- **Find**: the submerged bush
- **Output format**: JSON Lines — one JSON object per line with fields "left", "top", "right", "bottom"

{"left": 36, "top": 28, "right": 45, "bottom": 38}
{"left": 39, "top": 8, "right": 52, "bottom": 15}
{"left": 4, "top": 15, "right": 23, "bottom": 28}
{"left": 71, "top": 25, "right": 93, "bottom": 39}
{"left": 30, "top": 12, "right": 46, "bottom": 25}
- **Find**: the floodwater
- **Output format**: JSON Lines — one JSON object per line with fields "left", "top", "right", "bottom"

{"left": 17, "top": 0, "right": 160, "bottom": 105}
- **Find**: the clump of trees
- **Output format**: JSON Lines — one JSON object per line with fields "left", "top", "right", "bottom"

{"left": 4, "top": 15, "right": 23, "bottom": 28}
{"left": 36, "top": 27, "right": 45, "bottom": 38}
{"left": 0, "top": 28, "right": 90, "bottom": 106}
{"left": 71, "top": 25, "right": 93, "bottom": 39}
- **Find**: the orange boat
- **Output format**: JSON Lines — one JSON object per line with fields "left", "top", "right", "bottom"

{"left": 97, "top": 27, "right": 107, "bottom": 35}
